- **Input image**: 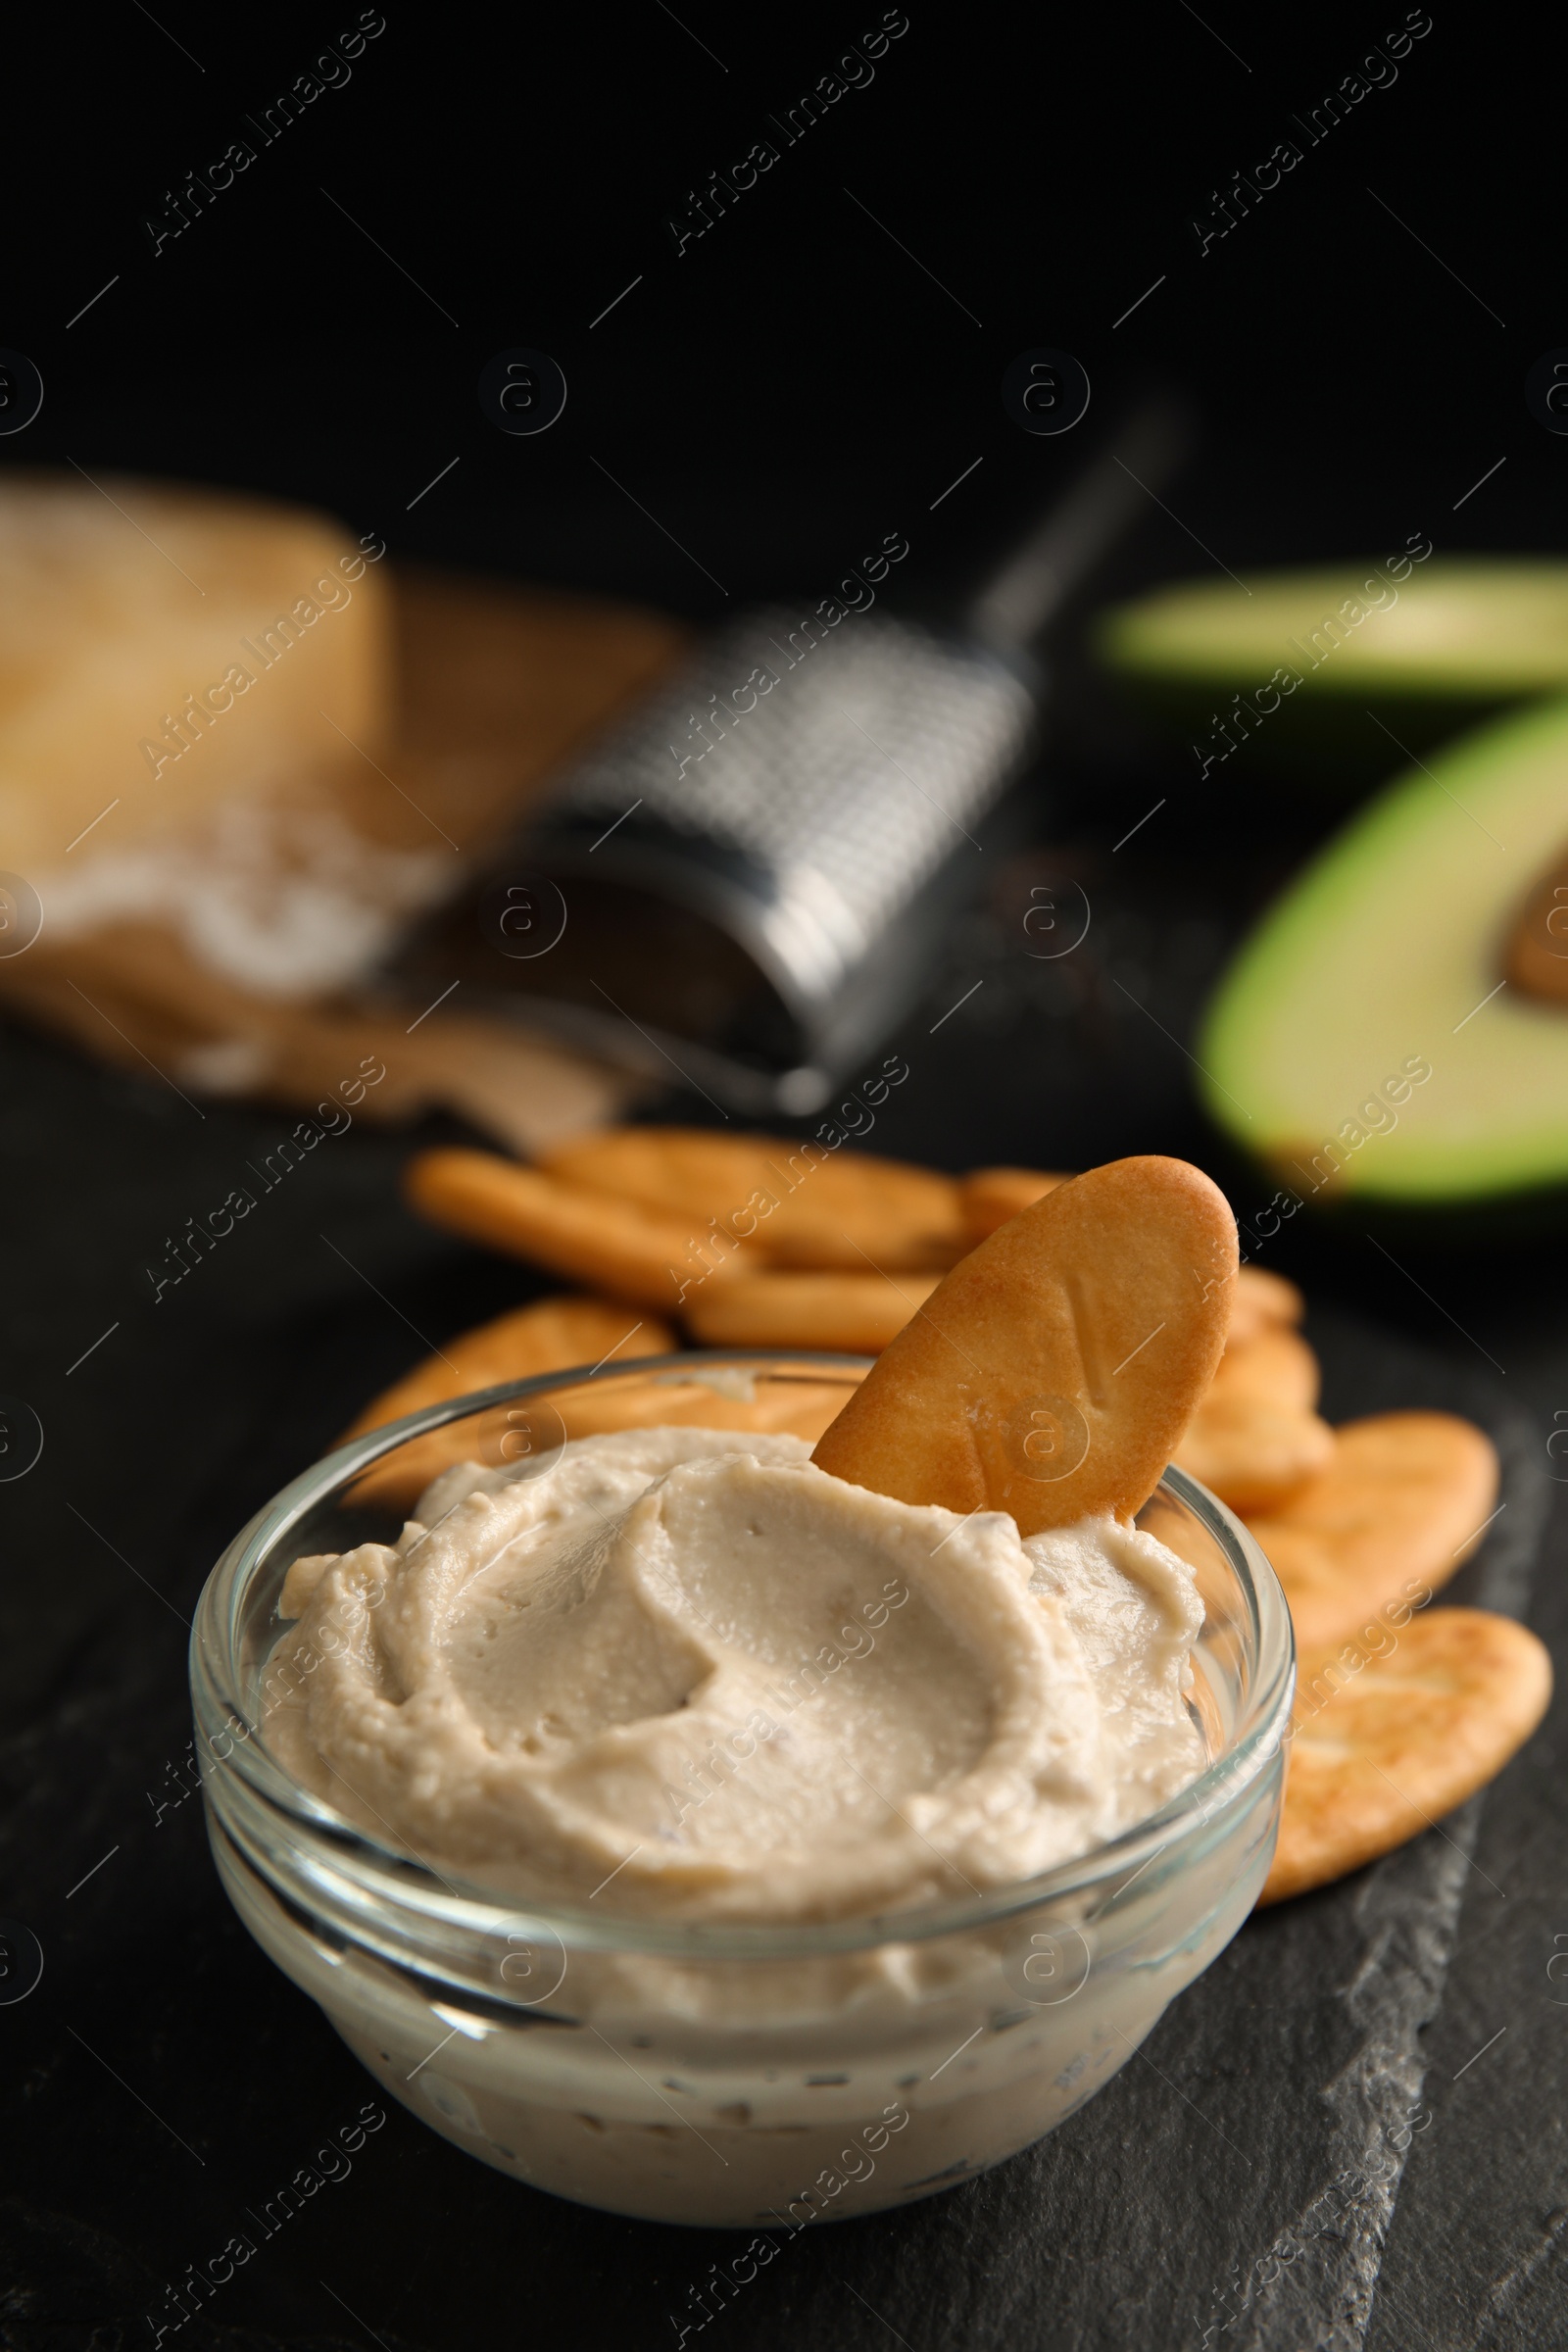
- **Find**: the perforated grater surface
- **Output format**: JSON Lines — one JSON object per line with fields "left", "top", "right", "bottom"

{"left": 554, "top": 608, "right": 1033, "bottom": 1000}
{"left": 393, "top": 406, "right": 1184, "bottom": 1114}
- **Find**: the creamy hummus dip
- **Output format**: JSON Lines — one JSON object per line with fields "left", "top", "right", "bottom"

{"left": 265, "top": 1429, "right": 1205, "bottom": 1920}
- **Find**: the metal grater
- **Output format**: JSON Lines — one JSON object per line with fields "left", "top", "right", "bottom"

{"left": 391, "top": 405, "right": 1184, "bottom": 1114}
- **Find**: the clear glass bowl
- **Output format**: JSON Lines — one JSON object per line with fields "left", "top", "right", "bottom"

{"left": 190, "top": 1350, "right": 1295, "bottom": 2229}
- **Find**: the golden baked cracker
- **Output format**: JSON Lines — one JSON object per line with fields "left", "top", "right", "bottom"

{"left": 541, "top": 1127, "right": 762, "bottom": 1220}
{"left": 404, "top": 1149, "right": 745, "bottom": 1310}
{"left": 1174, "top": 1325, "right": 1333, "bottom": 1511}
{"left": 1260, "top": 1607, "right": 1551, "bottom": 1904}
{"left": 557, "top": 1368, "right": 862, "bottom": 1446}
{"left": 761, "top": 1156, "right": 967, "bottom": 1271}
{"left": 1174, "top": 1397, "right": 1336, "bottom": 1515}
{"left": 1225, "top": 1264, "right": 1304, "bottom": 1349}
{"left": 1211, "top": 1325, "right": 1320, "bottom": 1412}
{"left": 542, "top": 1127, "right": 966, "bottom": 1271}
{"left": 811, "top": 1155, "right": 1238, "bottom": 1533}
{"left": 684, "top": 1269, "right": 940, "bottom": 1354}
{"left": 959, "top": 1166, "right": 1070, "bottom": 1243}
{"left": 1244, "top": 1411, "right": 1499, "bottom": 1652}
{"left": 958, "top": 1177, "right": 1291, "bottom": 1302}
{"left": 343, "top": 1296, "right": 676, "bottom": 1510}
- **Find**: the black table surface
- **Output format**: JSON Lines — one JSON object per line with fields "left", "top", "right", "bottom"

{"left": 4, "top": 839, "right": 1566, "bottom": 2352}
{"left": 9, "top": 1, "right": 1568, "bottom": 2334}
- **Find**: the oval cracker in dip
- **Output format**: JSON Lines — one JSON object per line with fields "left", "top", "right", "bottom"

{"left": 811, "top": 1155, "right": 1238, "bottom": 1533}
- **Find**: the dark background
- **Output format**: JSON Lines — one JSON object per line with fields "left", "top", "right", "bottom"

{"left": 10, "top": 2, "right": 1551, "bottom": 622}
{"left": 5, "top": 5, "right": 1568, "bottom": 2348}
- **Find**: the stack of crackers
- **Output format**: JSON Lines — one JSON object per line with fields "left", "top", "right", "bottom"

{"left": 344, "top": 1135, "right": 1548, "bottom": 1907}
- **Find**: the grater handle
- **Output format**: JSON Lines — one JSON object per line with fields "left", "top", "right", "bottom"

{"left": 966, "top": 396, "right": 1191, "bottom": 655}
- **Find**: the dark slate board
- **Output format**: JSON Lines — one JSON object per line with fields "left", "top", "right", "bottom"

{"left": 1, "top": 1012, "right": 1563, "bottom": 2352}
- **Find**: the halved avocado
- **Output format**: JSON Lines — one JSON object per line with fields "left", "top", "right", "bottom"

{"left": 1197, "top": 697, "right": 1568, "bottom": 1213}
{"left": 1096, "top": 560, "right": 1568, "bottom": 786}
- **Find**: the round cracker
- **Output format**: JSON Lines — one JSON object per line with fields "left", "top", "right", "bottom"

{"left": 1260, "top": 1606, "right": 1551, "bottom": 1904}
{"left": 811, "top": 1155, "right": 1238, "bottom": 1532}
{"left": 1244, "top": 1411, "right": 1499, "bottom": 1653}
{"left": 1173, "top": 1324, "right": 1332, "bottom": 1511}
{"left": 342, "top": 1296, "right": 676, "bottom": 1510}
{"left": 543, "top": 1127, "right": 966, "bottom": 1271}
{"left": 1225, "top": 1264, "right": 1304, "bottom": 1349}
{"left": 556, "top": 1369, "right": 861, "bottom": 1446}
{"left": 959, "top": 1166, "right": 1071, "bottom": 1243}
{"left": 1208, "top": 1326, "right": 1320, "bottom": 1413}
{"left": 404, "top": 1149, "right": 742, "bottom": 1310}
{"left": 684, "top": 1269, "right": 939, "bottom": 1353}
{"left": 1173, "top": 1396, "right": 1336, "bottom": 1514}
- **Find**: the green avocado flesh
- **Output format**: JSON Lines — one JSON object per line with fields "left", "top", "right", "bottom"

{"left": 1098, "top": 561, "right": 1568, "bottom": 701}
{"left": 1198, "top": 697, "right": 1568, "bottom": 1205}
